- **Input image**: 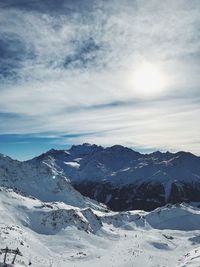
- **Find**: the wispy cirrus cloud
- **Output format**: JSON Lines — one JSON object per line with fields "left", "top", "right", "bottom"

{"left": 0, "top": 0, "right": 200, "bottom": 158}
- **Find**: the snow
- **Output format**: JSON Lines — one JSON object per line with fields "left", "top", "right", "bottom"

{"left": 0, "top": 155, "right": 106, "bottom": 211}
{"left": 164, "top": 180, "right": 172, "bottom": 201}
{"left": 177, "top": 247, "right": 200, "bottom": 267}
{"left": 0, "top": 187, "right": 200, "bottom": 267}
{"left": 1, "top": 148, "right": 200, "bottom": 266}
{"left": 105, "top": 194, "right": 112, "bottom": 204}
{"left": 28, "top": 144, "right": 200, "bottom": 201}
{"left": 64, "top": 161, "right": 80, "bottom": 169}
{"left": 146, "top": 204, "right": 200, "bottom": 231}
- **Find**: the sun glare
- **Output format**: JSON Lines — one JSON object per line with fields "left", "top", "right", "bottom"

{"left": 132, "top": 62, "right": 167, "bottom": 96}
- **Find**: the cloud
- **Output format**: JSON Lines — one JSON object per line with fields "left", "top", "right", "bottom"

{"left": 0, "top": 0, "right": 200, "bottom": 156}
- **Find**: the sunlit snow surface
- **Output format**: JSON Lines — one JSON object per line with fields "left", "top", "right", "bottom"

{"left": 0, "top": 188, "right": 200, "bottom": 267}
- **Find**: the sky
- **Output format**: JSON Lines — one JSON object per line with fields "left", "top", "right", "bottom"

{"left": 0, "top": 0, "right": 200, "bottom": 160}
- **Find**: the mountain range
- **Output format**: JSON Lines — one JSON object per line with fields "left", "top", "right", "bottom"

{"left": 0, "top": 144, "right": 200, "bottom": 266}
{"left": 28, "top": 143, "right": 200, "bottom": 211}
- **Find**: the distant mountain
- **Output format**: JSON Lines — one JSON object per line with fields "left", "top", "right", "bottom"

{"left": 28, "top": 143, "right": 200, "bottom": 211}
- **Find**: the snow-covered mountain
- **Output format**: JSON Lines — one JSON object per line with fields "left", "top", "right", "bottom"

{"left": 1, "top": 149, "right": 200, "bottom": 266}
{"left": 29, "top": 143, "right": 200, "bottom": 211}
{"left": 0, "top": 152, "right": 105, "bottom": 210}
{"left": 0, "top": 187, "right": 200, "bottom": 267}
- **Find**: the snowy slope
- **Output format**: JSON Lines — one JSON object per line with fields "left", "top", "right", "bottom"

{"left": 29, "top": 144, "right": 200, "bottom": 211}
{"left": 0, "top": 153, "right": 105, "bottom": 210}
{"left": 0, "top": 187, "right": 200, "bottom": 267}
{"left": 1, "top": 148, "right": 200, "bottom": 266}
{"left": 177, "top": 247, "right": 200, "bottom": 267}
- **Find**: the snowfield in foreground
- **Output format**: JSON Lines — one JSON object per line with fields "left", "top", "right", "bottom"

{"left": 0, "top": 188, "right": 200, "bottom": 267}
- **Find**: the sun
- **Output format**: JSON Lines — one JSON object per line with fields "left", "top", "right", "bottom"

{"left": 132, "top": 62, "right": 167, "bottom": 96}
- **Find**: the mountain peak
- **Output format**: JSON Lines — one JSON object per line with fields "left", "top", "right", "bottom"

{"left": 69, "top": 143, "right": 103, "bottom": 155}
{"left": 175, "top": 151, "right": 198, "bottom": 158}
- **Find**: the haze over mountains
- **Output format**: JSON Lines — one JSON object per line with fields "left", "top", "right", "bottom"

{"left": 28, "top": 143, "right": 200, "bottom": 211}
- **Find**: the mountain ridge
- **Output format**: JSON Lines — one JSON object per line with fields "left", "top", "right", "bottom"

{"left": 26, "top": 143, "right": 200, "bottom": 211}
{"left": 0, "top": 144, "right": 200, "bottom": 266}
{"left": 1, "top": 143, "right": 200, "bottom": 211}
{"left": 0, "top": 150, "right": 106, "bottom": 211}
